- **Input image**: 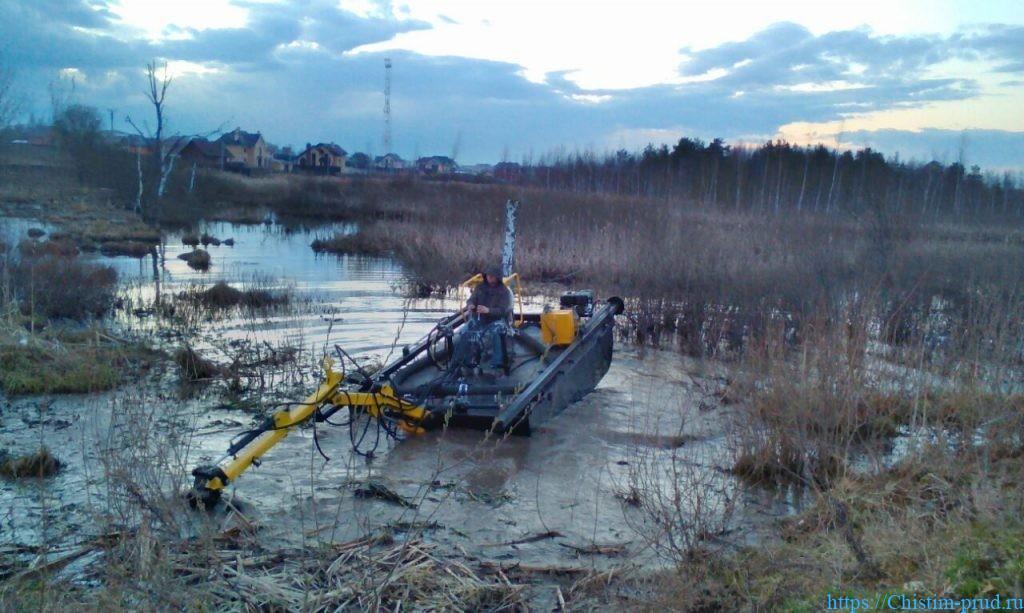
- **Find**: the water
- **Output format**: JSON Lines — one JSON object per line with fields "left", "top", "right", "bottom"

{"left": 0, "top": 219, "right": 800, "bottom": 572}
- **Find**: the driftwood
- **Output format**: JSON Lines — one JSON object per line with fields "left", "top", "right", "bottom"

{"left": 559, "top": 541, "right": 630, "bottom": 556}
{"left": 478, "top": 560, "right": 590, "bottom": 575}
{"left": 353, "top": 482, "right": 417, "bottom": 508}
{"left": 482, "top": 530, "right": 563, "bottom": 547}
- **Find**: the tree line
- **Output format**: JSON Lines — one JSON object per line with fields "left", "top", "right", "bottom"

{"left": 507, "top": 138, "right": 1023, "bottom": 220}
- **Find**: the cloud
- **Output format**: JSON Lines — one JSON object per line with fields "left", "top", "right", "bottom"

{"left": 0, "top": 0, "right": 145, "bottom": 70}
{"left": 677, "top": 21, "right": 1010, "bottom": 95}
{"left": 2, "top": 4, "right": 1023, "bottom": 168}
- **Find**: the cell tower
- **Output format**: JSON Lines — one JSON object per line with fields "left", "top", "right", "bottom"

{"left": 383, "top": 57, "right": 392, "bottom": 154}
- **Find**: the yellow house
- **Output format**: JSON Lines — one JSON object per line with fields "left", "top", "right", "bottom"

{"left": 297, "top": 142, "right": 347, "bottom": 175}
{"left": 218, "top": 128, "right": 270, "bottom": 171}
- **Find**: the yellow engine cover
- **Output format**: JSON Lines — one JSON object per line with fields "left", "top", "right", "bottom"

{"left": 541, "top": 309, "right": 579, "bottom": 346}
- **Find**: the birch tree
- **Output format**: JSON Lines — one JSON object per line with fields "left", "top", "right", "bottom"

{"left": 126, "top": 61, "right": 190, "bottom": 212}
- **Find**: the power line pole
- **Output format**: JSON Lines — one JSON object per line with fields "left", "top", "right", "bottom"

{"left": 383, "top": 57, "right": 392, "bottom": 154}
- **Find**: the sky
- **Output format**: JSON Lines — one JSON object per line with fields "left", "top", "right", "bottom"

{"left": 2, "top": 0, "right": 1023, "bottom": 170}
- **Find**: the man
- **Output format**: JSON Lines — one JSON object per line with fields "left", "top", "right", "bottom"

{"left": 456, "top": 265, "right": 513, "bottom": 373}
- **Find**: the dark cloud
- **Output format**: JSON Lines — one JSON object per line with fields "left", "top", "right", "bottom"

{"left": 0, "top": 0, "right": 145, "bottom": 69}
{"left": 954, "top": 24, "right": 1024, "bottom": 72}
{"left": 169, "top": 0, "right": 433, "bottom": 63}
{"left": 679, "top": 21, "right": 1024, "bottom": 91}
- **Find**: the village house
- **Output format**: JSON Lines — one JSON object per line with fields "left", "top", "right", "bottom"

{"left": 297, "top": 142, "right": 347, "bottom": 174}
{"left": 217, "top": 128, "right": 270, "bottom": 172}
{"left": 416, "top": 155, "right": 457, "bottom": 175}
{"left": 374, "top": 153, "right": 407, "bottom": 172}
{"left": 178, "top": 138, "right": 234, "bottom": 169}
{"left": 493, "top": 161, "right": 522, "bottom": 182}
{"left": 271, "top": 150, "right": 295, "bottom": 173}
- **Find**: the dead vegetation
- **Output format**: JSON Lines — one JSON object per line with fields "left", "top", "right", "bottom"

{"left": 98, "top": 240, "right": 155, "bottom": 258}
{"left": 177, "top": 248, "right": 210, "bottom": 270}
{"left": 189, "top": 174, "right": 1024, "bottom": 363}
{"left": 311, "top": 225, "right": 395, "bottom": 256}
{"left": 1, "top": 247, "right": 118, "bottom": 321}
{"left": 184, "top": 281, "right": 290, "bottom": 310}
{"left": 173, "top": 345, "right": 223, "bottom": 381}
{"left": 0, "top": 448, "right": 62, "bottom": 478}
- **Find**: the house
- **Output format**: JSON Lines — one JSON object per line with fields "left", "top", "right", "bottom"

{"left": 374, "top": 153, "right": 406, "bottom": 172}
{"left": 493, "top": 161, "right": 521, "bottom": 182}
{"left": 117, "top": 133, "right": 154, "bottom": 156}
{"left": 217, "top": 128, "right": 270, "bottom": 171}
{"left": 297, "top": 142, "right": 347, "bottom": 174}
{"left": 416, "top": 155, "right": 456, "bottom": 175}
{"left": 178, "top": 138, "right": 234, "bottom": 169}
{"left": 270, "top": 146, "right": 296, "bottom": 172}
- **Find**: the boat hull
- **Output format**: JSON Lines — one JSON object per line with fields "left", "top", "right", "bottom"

{"left": 391, "top": 298, "right": 622, "bottom": 435}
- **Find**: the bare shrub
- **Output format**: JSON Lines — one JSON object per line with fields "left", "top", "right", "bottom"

{"left": 624, "top": 439, "right": 736, "bottom": 564}
{"left": 0, "top": 447, "right": 63, "bottom": 478}
{"left": 5, "top": 251, "right": 117, "bottom": 320}
{"left": 173, "top": 345, "right": 223, "bottom": 381}
{"left": 177, "top": 248, "right": 210, "bottom": 270}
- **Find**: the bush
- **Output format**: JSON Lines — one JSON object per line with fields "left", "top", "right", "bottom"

{"left": 4, "top": 252, "right": 117, "bottom": 320}
{"left": 185, "top": 281, "right": 290, "bottom": 310}
{"left": 0, "top": 447, "right": 63, "bottom": 478}
{"left": 178, "top": 249, "right": 211, "bottom": 270}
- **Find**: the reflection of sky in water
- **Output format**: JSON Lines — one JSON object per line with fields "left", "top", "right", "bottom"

{"left": 107, "top": 220, "right": 460, "bottom": 357}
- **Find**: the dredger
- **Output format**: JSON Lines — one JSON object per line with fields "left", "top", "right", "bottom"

{"left": 190, "top": 200, "right": 624, "bottom": 507}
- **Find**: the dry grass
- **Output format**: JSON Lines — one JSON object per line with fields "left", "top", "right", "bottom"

{"left": 311, "top": 224, "right": 396, "bottom": 256}
{"left": 98, "top": 241, "right": 155, "bottom": 258}
{"left": 0, "top": 325, "right": 161, "bottom": 394}
{"left": 177, "top": 248, "right": 210, "bottom": 270}
{"left": 195, "top": 174, "right": 1024, "bottom": 361}
{"left": 1, "top": 249, "right": 118, "bottom": 321}
{"left": 183, "top": 281, "right": 290, "bottom": 310}
{"left": 0, "top": 448, "right": 63, "bottom": 479}
{"left": 719, "top": 263, "right": 1023, "bottom": 483}
{"left": 0, "top": 530, "right": 533, "bottom": 610}
{"left": 172, "top": 345, "right": 223, "bottom": 382}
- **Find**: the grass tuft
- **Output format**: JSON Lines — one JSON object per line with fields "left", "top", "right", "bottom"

{"left": 0, "top": 447, "right": 63, "bottom": 478}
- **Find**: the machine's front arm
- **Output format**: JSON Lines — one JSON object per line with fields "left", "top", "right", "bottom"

{"left": 189, "top": 359, "right": 429, "bottom": 507}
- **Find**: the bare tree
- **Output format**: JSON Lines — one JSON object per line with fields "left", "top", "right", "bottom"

{"left": 125, "top": 61, "right": 225, "bottom": 212}
{"left": 126, "top": 61, "right": 187, "bottom": 211}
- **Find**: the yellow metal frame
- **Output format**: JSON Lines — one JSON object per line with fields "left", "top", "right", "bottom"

{"left": 200, "top": 271, "right": 523, "bottom": 496}
{"left": 200, "top": 356, "right": 429, "bottom": 493}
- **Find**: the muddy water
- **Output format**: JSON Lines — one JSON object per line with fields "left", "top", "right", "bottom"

{"left": 0, "top": 220, "right": 803, "bottom": 571}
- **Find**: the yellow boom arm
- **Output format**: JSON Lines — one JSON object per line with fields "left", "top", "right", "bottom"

{"left": 191, "top": 357, "right": 429, "bottom": 504}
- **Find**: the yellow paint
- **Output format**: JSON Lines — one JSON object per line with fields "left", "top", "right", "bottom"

{"left": 200, "top": 366, "right": 428, "bottom": 493}
{"left": 540, "top": 309, "right": 578, "bottom": 346}
{"left": 200, "top": 272, "right": 515, "bottom": 495}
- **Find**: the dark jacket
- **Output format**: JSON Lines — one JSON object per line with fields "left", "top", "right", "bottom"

{"left": 467, "top": 280, "right": 513, "bottom": 323}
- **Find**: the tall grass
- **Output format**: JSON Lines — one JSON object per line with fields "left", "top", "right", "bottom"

{"left": 729, "top": 281, "right": 1023, "bottom": 489}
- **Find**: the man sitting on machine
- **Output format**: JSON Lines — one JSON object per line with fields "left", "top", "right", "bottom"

{"left": 453, "top": 264, "right": 513, "bottom": 376}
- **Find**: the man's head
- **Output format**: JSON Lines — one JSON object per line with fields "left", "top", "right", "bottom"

{"left": 485, "top": 265, "right": 503, "bottom": 286}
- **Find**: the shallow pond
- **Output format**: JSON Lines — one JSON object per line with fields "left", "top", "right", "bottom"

{"left": 0, "top": 219, "right": 805, "bottom": 572}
